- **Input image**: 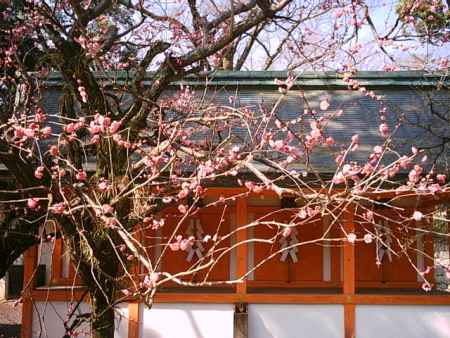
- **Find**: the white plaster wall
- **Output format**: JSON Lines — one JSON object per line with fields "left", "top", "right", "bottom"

{"left": 32, "top": 301, "right": 128, "bottom": 338}
{"left": 139, "top": 303, "right": 234, "bottom": 338}
{"left": 248, "top": 304, "right": 344, "bottom": 338}
{"left": 356, "top": 305, "right": 450, "bottom": 338}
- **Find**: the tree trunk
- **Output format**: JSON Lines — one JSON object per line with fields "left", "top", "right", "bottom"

{"left": 86, "top": 255, "right": 118, "bottom": 338}
{"left": 69, "top": 233, "right": 120, "bottom": 338}
{"left": 91, "top": 287, "right": 116, "bottom": 338}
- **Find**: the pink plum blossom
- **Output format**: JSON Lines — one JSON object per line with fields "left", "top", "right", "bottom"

{"left": 363, "top": 234, "right": 373, "bottom": 244}
{"left": 319, "top": 99, "right": 330, "bottom": 110}
{"left": 347, "top": 233, "right": 357, "bottom": 243}
{"left": 75, "top": 170, "right": 87, "bottom": 181}
{"left": 34, "top": 166, "right": 45, "bottom": 180}
{"left": 27, "top": 198, "right": 39, "bottom": 209}
{"left": 379, "top": 123, "right": 389, "bottom": 137}
{"left": 412, "top": 211, "right": 423, "bottom": 221}
{"left": 98, "top": 180, "right": 110, "bottom": 192}
{"left": 50, "top": 202, "right": 65, "bottom": 214}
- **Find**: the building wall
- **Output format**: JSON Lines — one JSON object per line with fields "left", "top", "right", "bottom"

{"left": 248, "top": 304, "right": 344, "bottom": 338}
{"left": 32, "top": 301, "right": 128, "bottom": 338}
{"left": 355, "top": 305, "right": 450, "bottom": 338}
{"left": 30, "top": 301, "right": 450, "bottom": 338}
{"left": 139, "top": 303, "right": 234, "bottom": 338}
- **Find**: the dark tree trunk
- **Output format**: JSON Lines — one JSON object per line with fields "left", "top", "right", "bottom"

{"left": 0, "top": 235, "right": 37, "bottom": 278}
{"left": 91, "top": 285, "right": 116, "bottom": 338}
{"left": 70, "top": 233, "right": 121, "bottom": 338}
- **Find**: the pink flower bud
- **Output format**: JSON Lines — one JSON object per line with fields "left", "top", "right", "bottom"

{"left": 282, "top": 227, "right": 292, "bottom": 238}
{"left": 347, "top": 233, "right": 357, "bottom": 243}
{"left": 373, "top": 145, "right": 383, "bottom": 154}
{"left": 437, "top": 174, "right": 446, "bottom": 184}
{"left": 49, "top": 145, "right": 59, "bottom": 156}
{"left": 121, "top": 289, "right": 131, "bottom": 296}
{"left": 150, "top": 272, "right": 160, "bottom": 283}
{"left": 102, "top": 204, "right": 114, "bottom": 214}
{"left": 50, "top": 202, "right": 65, "bottom": 214}
{"left": 169, "top": 242, "right": 180, "bottom": 251}
{"left": 162, "top": 197, "right": 172, "bottom": 203}
{"left": 412, "top": 211, "right": 423, "bottom": 221}
{"left": 363, "top": 234, "right": 373, "bottom": 244}
{"left": 178, "top": 204, "right": 187, "bottom": 214}
{"left": 319, "top": 99, "right": 330, "bottom": 111}
{"left": 379, "top": 123, "right": 389, "bottom": 137}
{"left": 332, "top": 172, "right": 345, "bottom": 184}
{"left": 97, "top": 180, "right": 109, "bottom": 192}
{"left": 109, "top": 121, "right": 121, "bottom": 134}
{"left": 27, "top": 198, "right": 39, "bottom": 209}
{"left": 421, "top": 283, "right": 431, "bottom": 292}
{"left": 34, "top": 166, "right": 44, "bottom": 179}
{"left": 41, "top": 127, "right": 52, "bottom": 138}
{"left": 75, "top": 170, "right": 87, "bottom": 181}
{"left": 65, "top": 123, "right": 76, "bottom": 134}
{"left": 364, "top": 210, "right": 374, "bottom": 222}
{"left": 180, "top": 239, "right": 191, "bottom": 251}
{"left": 297, "top": 209, "right": 307, "bottom": 219}
{"left": 178, "top": 189, "right": 189, "bottom": 199}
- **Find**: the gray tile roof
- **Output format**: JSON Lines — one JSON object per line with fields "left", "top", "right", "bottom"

{"left": 40, "top": 71, "right": 450, "bottom": 173}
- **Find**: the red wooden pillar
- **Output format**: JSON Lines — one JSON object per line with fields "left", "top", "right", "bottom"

{"left": 236, "top": 197, "right": 248, "bottom": 296}
{"left": 343, "top": 205, "right": 356, "bottom": 338}
{"left": 128, "top": 302, "right": 140, "bottom": 338}
{"left": 128, "top": 225, "right": 142, "bottom": 338}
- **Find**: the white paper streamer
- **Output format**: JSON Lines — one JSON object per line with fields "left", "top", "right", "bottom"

{"left": 186, "top": 219, "right": 205, "bottom": 262}
{"left": 375, "top": 221, "right": 392, "bottom": 264}
{"left": 279, "top": 229, "right": 299, "bottom": 263}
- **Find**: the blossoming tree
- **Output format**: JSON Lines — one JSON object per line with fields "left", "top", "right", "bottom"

{"left": 0, "top": 1, "right": 449, "bottom": 337}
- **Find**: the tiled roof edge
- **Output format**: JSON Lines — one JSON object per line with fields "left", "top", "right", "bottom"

{"left": 43, "top": 70, "right": 449, "bottom": 88}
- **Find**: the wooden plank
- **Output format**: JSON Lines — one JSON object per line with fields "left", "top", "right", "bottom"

{"left": 128, "top": 302, "right": 140, "bottom": 338}
{"left": 236, "top": 197, "right": 248, "bottom": 294}
{"left": 246, "top": 280, "right": 341, "bottom": 288}
{"left": 155, "top": 293, "right": 346, "bottom": 304}
{"left": 245, "top": 294, "right": 347, "bottom": 304}
{"left": 30, "top": 288, "right": 450, "bottom": 305}
{"left": 156, "top": 293, "right": 240, "bottom": 303}
{"left": 344, "top": 304, "right": 355, "bottom": 338}
{"left": 357, "top": 281, "right": 422, "bottom": 288}
{"left": 21, "top": 245, "right": 38, "bottom": 338}
{"left": 31, "top": 289, "right": 87, "bottom": 301}
{"left": 352, "top": 294, "right": 450, "bottom": 305}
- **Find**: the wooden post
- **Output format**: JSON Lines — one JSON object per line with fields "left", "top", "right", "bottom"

{"left": 344, "top": 304, "right": 355, "bottom": 338}
{"left": 343, "top": 205, "right": 356, "bottom": 338}
{"left": 236, "top": 197, "right": 248, "bottom": 295}
{"left": 21, "top": 245, "right": 38, "bottom": 338}
{"left": 234, "top": 303, "right": 248, "bottom": 338}
{"left": 128, "top": 302, "right": 140, "bottom": 338}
